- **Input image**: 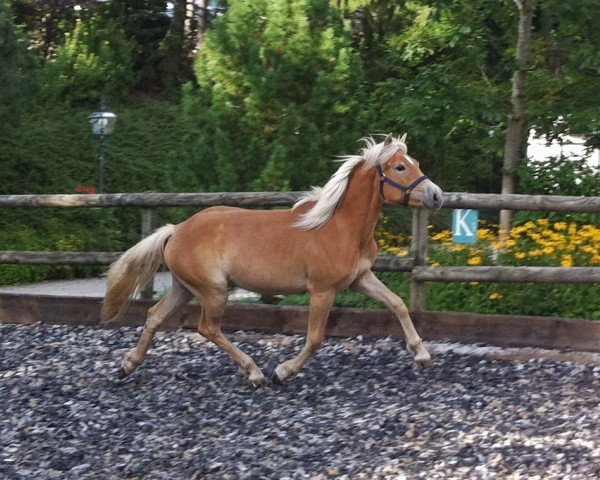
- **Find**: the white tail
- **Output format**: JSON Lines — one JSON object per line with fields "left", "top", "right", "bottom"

{"left": 101, "top": 224, "right": 175, "bottom": 323}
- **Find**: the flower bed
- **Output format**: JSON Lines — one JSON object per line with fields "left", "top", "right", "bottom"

{"left": 371, "top": 219, "right": 600, "bottom": 319}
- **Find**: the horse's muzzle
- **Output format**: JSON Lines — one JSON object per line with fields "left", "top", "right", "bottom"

{"left": 422, "top": 181, "right": 444, "bottom": 210}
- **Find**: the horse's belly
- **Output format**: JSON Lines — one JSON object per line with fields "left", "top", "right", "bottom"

{"left": 227, "top": 263, "right": 308, "bottom": 296}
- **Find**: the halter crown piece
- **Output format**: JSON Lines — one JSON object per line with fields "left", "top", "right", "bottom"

{"left": 377, "top": 164, "right": 428, "bottom": 206}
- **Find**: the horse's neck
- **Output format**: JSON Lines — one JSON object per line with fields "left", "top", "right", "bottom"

{"left": 332, "top": 165, "right": 383, "bottom": 249}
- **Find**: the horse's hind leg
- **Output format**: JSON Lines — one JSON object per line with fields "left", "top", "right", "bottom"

{"left": 119, "top": 277, "right": 193, "bottom": 378}
{"left": 273, "top": 289, "right": 335, "bottom": 383}
{"left": 197, "top": 288, "right": 266, "bottom": 387}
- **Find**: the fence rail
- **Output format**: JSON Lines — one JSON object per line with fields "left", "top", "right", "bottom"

{"left": 412, "top": 266, "right": 600, "bottom": 284}
{"left": 0, "top": 191, "right": 598, "bottom": 312}
{"left": 0, "top": 251, "right": 121, "bottom": 265}
{"left": 0, "top": 250, "right": 416, "bottom": 271}
{"left": 1, "top": 191, "right": 600, "bottom": 212}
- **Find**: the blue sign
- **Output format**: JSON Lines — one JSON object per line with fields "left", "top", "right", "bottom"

{"left": 452, "top": 209, "right": 479, "bottom": 244}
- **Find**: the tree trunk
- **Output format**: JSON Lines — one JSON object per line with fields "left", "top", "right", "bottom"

{"left": 196, "top": 0, "right": 209, "bottom": 48}
{"left": 499, "top": 0, "right": 536, "bottom": 236}
{"left": 159, "top": 0, "right": 187, "bottom": 91}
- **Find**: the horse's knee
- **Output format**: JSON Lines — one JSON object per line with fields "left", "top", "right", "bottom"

{"left": 390, "top": 298, "right": 409, "bottom": 317}
{"left": 144, "top": 316, "right": 163, "bottom": 335}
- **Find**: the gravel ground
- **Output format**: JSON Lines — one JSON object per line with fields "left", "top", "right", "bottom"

{"left": 1, "top": 323, "right": 599, "bottom": 480}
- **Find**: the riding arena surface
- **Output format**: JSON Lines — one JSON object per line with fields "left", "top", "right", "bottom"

{"left": 1, "top": 323, "right": 599, "bottom": 479}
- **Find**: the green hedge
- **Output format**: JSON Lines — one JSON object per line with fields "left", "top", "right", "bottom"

{"left": 0, "top": 97, "right": 193, "bottom": 285}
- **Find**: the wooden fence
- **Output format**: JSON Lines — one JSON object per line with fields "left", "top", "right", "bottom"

{"left": 1, "top": 191, "right": 599, "bottom": 351}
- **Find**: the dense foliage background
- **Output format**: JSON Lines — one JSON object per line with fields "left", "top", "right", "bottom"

{"left": 0, "top": 0, "right": 598, "bottom": 316}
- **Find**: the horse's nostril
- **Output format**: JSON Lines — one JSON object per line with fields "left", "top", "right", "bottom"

{"left": 433, "top": 193, "right": 439, "bottom": 202}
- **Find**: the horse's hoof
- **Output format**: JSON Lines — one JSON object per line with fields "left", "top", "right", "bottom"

{"left": 117, "top": 367, "right": 129, "bottom": 379}
{"left": 416, "top": 357, "right": 434, "bottom": 369}
{"left": 249, "top": 373, "right": 266, "bottom": 388}
{"left": 271, "top": 371, "right": 283, "bottom": 386}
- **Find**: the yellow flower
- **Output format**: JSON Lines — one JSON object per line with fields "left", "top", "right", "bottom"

{"left": 568, "top": 223, "right": 577, "bottom": 235}
{"left": 477, "top": 228, "right": 495, "bottom": 241}
{"left": 515, "top": 252, "right": 526, "bottom": 259}
{"left": 537, "top": 218, "right": 549, "bottom": 226}
{"left": 384, "top": 246, "right": 409, "bottom": 257}
{"left": 489, "top": 292, "right": 503, "bottom": 300}
{"left": 432, "top": 230, "right": 452, "bottom": 242}
{"left": 431, "top": 262, "right": 441, "bottom": 267}
{"left": 468, "top": 256, "right": 483, "bottom": 266}
{"left": 561, "top": 254, "right": 574, "bottom": 267}
{"left": 554, "top": 222, "right": 567, "bottom": 230}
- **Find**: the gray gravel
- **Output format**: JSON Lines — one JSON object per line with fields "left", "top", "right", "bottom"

{"left": 1, "top": 323, "right": 599, "bottom": 479}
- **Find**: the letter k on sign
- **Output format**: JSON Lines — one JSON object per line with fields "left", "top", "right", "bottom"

{"left": 452, "top": 209, "right": 478, "bottom": 244}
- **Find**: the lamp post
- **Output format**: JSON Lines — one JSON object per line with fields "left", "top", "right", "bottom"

{"left": 88, "top": 103, "right": 117, "bottom": 193}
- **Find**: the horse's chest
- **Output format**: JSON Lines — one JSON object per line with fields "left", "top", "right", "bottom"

{"left": 325, "top": 256, "right": 374, "bottom": 291}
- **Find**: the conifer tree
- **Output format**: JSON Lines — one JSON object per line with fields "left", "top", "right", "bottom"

{"left": 184, "top": 0, "right": 367, "bottom": 192}
{"left": 0, "top": 1, "right": 39, "bottom": 129}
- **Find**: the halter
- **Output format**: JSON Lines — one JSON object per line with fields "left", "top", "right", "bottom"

{"left": 377, "top": 164, "right": 429, "bottom": 206}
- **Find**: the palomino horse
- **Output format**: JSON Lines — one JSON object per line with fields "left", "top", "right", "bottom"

{"left": 102, "top": 134, "right": 443, "bottom": 386}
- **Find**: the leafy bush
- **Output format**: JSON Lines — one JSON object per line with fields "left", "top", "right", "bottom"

{"left": 0, "top": 1, "right": 39, "bottom": 131}
{"left": 0, "top": 98, "right": 193, "bottom": 286}
{"left": 104, "top": 0, "right": 171, "bottom": 92}
{"left": 516, "top": 154, "right": 600, "bottom": 224}
{"left": 42, "top": 16, "right": 135, "bottom": 104}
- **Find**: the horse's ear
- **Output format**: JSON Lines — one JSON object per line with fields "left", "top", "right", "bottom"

{"left": 383, "top": 133, "right": 393, "bottom": 146}
{"left": 400, "top": 132, "right": 407, "bottom": 143}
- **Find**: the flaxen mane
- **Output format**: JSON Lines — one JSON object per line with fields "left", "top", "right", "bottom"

{"left": 293, "top": 136, "right": 407, "bottom": 229}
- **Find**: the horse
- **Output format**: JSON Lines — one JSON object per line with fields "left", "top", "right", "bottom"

{"left": 102, "top": 133, "right": 443, "bottom": 386}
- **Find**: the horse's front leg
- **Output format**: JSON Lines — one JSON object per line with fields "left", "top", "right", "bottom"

{"left": 351, "top": 270, "right": 432, "bottom": 367}
{"left": 273, "top": 289, "right": 335, "bottom": 384}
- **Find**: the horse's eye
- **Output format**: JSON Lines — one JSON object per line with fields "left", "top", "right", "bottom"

{"left": 396, "top": 164, "right": 406, "bottom": 172}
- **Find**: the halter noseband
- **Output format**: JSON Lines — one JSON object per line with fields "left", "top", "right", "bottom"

{"left": 377, "top": 164, "right": 429, "bottom": 207}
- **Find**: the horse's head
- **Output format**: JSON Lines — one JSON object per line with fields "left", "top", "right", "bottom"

{"left": 376, "top": 133, "right": 443, "bottom": 210}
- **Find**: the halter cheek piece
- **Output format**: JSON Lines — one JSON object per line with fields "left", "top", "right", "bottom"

{"left": 377, "top": 164, "right": 429, "bottom": 207}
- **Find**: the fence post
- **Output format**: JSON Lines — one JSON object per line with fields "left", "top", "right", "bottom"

{"left": 410, "top": 208, "right": 429, "bottom": 312}
{"left": 139, "top": 208, "right": 155, "bottom": 300}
